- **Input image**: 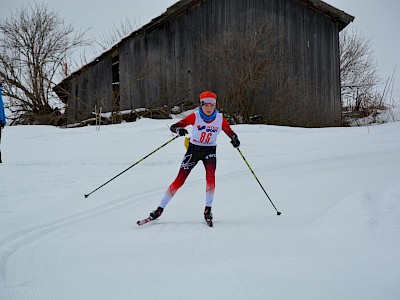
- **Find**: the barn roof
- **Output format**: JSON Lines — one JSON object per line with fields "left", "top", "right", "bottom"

{"left": 144, "top": 0, "right": 354, "bottom": 33}
{"left": 298, "top": 0, "right": 354, "bottom": 30}
{"left": 55, "top": 0, "right": 354, "bottom": 95}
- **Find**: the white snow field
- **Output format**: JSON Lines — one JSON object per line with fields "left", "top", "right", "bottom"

{"left": 1, "top": 117, "right": 399, "bottom": 300}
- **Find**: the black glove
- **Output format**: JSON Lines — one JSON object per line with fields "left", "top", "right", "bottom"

{"left": 177, "top": 128, "right": 188, "bottom": 136}
{"left": 230, "top": 134, "right": 240, "bottom": 148}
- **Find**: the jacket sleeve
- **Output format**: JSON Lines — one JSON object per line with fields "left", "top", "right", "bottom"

{"left": 170, "top": 113, "right": 196, "bottom": 134}
{"left": 221, "top": 117, "right": 237, "bottom": 139}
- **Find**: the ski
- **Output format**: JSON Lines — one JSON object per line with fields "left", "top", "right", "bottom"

{"left": 137, "top": 217, "right": 213, "bottom": 227}
{"left": 137, "top": 217, "right": 152, "bottom": 226}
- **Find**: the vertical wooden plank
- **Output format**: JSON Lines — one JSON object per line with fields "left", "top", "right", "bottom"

{"left": 165, "top": 20, "right": 177, "bottom": 103}
{"left": 186, "top": 4, "right": 198, "bottom": 101}
{"left": 119, "top": 40, "right": 131, "bottom": 110}
{"left": 174, "top": 11, "right": 188, "bottom": 104}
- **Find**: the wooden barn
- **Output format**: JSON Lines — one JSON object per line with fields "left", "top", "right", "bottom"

{"left": 54, "top": 0, "right": 354, "bottom": 127}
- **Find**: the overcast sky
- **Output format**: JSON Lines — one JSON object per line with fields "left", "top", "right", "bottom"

{"left": 328, "top": 0, "right": 400, "bottom": 102}
{"left": 1, "top": 0, "right": 399, "bottom": 101}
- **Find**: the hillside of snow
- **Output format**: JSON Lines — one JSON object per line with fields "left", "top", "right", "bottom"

{"left": 1, "top": 118, "right": 400, "bottom": 300}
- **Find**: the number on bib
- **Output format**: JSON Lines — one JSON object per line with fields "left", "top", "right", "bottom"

{"left": 200, "top": 132, "right": 212, "bottom": 143}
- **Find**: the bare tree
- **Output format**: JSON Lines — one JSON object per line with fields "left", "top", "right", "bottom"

{"left": 339, "top": 28, "right": 382, "bottom": 118}
{"left": 0, "top": 1, "right": 88, "bottom": 125}
{"left": 94, "top": 17, "right": 139, "bottom": 53}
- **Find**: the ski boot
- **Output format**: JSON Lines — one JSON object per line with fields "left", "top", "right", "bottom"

{"left": 204, "top": 206, "right": 213, "bottom": 227}
{"left": 149, "top": 206, "right": 164, "bottom": 220}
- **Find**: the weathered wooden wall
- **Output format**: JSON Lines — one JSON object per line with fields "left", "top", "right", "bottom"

{"left": 62, "top": 0, "right": 348, "bottom": 126}
{"left": 65, "top": 55, "right": 113, "bottom": 122}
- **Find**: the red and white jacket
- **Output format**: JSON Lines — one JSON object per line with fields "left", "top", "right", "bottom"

{"left": 171, "top": 111, "right": 237, "bottom": 146}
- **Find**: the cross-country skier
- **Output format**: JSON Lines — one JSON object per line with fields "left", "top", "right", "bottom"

{"left": 148, "top": 91, "right": 240, "bottom": 225}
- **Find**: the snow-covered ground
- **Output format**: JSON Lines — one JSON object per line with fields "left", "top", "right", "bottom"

{"left": 1, "top": 116, "right": 400, "bottom": 300}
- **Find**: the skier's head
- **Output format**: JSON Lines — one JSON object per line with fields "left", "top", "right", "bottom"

{"left": 199, "top": 91, "right": 217, "bottom": 117}
{"left": 199, "top": 91, "right": 217, "bottom": 106}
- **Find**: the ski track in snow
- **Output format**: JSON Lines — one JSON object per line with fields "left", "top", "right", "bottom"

{"left": 0, "top": 188, "right": 160, "bottom": 284}
{"left": 1, "top": 147, "right": 398, "bottom": 287}
{"left": 1, "top": 120, "right": 400, "bottom": 300}
{"left": 0, "top": 164, "right": 241, "bottom": 288}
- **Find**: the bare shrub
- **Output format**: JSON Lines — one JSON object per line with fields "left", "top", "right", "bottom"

{"left": 339, "top": 28, "right": 389, "bottom": 124}
{"left": 200, "top": 21, "right": 307, "bottom": 125}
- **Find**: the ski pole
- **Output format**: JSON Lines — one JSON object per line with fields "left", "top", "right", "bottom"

{"left": 236, "top": 148, "right": 281, "bottom": 215}
{"left": 84, "top": 135, "right": 179, "bottom": 198}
